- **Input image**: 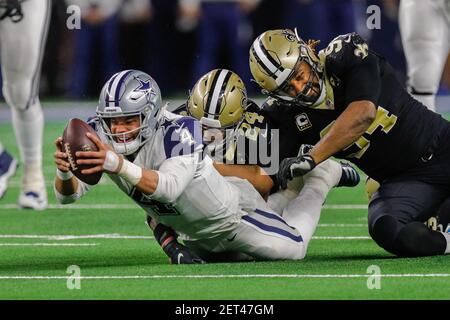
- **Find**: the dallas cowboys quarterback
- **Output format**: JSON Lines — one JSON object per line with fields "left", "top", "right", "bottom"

{"left": 54, "top": 69, "right": 347, "bottom": 262}
{"left": 249, "top": 28, "right": 450, "bottom": 257}
{"left": 0, "top": 0, "right": 50, "bottom": 209}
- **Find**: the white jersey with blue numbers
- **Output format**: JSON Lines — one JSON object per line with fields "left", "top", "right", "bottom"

{"left": 57, "top": 109, "right": 309, "bottom": 260}
{"left": 98, "top": 110, "right": 250, "bottom": 240}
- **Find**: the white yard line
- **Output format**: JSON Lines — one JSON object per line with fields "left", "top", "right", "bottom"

{"left": 0, "top": 243, "right": 97, "bottom": 246}
{"left": 7, "top": 180, "right": 113, "bottom": 187}
{"left": 0, "top": 204, "right": 138, "bottom": 210}
{"left": 323, "top": 204, "right": 367, "bottom": 210}
{"left": 0, "top": 273, "right": 449, "bottom": 280}
{"left": 0, "top": 204, "right": 367, "bottom": 210}
{"left": 0, "top": 234, "right": 153, "bottom": 240}
{"left": 318, "top": 224, "right": 366, "bottom": 227}
{"left": 313, "top": 236, "right": 370, "bottom": 240}
{"left": 0, "top": 234, "right": 369, "bottom": 241}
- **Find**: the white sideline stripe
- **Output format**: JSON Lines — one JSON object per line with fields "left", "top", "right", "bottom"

{"left": 7, "top": 179, "right": 113, "bottom": 187}
{"left": 0, "top": 274, "right": 449, "bottom": 280}
{"left": 323, "top": 204, "right": 367, "bottom": 210}
{"left": 0, "top": 204, "right": 139, "bottom": 210}
{"left": 0, "top": 243, "right": 97, "bottom": 246}
{"left": 313, "top": 236, "right": 370, "bottom": 240}
{"left": 0, "top": 234, "right": 153, "bottom": 240}
{"left": 0, "top": 204, "right": 367, "bottom": 210}
{"left": 0, "top": 234, "right": 367, "bottom": 241}
{"left": 318, "top": 224, "right": 366, "bottom": 227}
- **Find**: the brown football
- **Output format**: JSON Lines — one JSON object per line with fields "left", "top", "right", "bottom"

{"left": 62, "top": 118, "right": 103, "bottom": 185}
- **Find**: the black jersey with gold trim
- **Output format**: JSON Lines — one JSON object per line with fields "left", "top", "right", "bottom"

{"left": 263, "top": 33, "right": 450, "bottom": 182}
{"left": 230, "top": 100, "right": 275, "bottom": 169}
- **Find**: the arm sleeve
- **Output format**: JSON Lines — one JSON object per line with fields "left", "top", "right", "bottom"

{"left": 150, "top": 153, "right": 200, "bottom": 203}
{"left": 53, "top": 178, "right": 92, "bottom": 205}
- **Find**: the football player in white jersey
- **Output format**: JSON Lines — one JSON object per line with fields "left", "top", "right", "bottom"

{"left": 0, "top": 0, "right": 50, "bottom": 209}
{"left": 54, "top": 70, "right": 348, "bottom": 262}
{"left": 399, "top": 0, "right": 450, "bottom": 112}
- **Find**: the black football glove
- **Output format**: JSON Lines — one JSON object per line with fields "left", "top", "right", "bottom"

{"left": 164, "top": 241, "right": 206, "bottom": 265}
{"left": 277, "top": 155, "right": 316, "bottom": 190}
{"left": 151, "top": 219, "right": 205, "bottom": 265}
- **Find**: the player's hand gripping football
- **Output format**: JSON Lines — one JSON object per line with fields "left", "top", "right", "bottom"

{"left": 54, "top": 137, "right": 71, "bottom": 173}
{"left": 76, "top": 132, "right": 123, "bottom": 175}
{"left": 277, "top": 155, "right": 316, "bottom": 190}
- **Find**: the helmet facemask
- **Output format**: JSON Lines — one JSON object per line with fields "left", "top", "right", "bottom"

{"left": 276, "top": 53, "right": 323, "bottom": 106}
{"left": 96, "top": 70, "right": 164, "bottom": 156}
{"left": 98, "top": 112, "right": 143, "bottom": 155}
{"left": 250, "top": 29, "right": 324, "bottom": 107}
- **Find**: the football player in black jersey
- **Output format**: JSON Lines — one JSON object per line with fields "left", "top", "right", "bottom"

{"left": 172, "top": 68, "right": 360, "bottom": 256}
{"left": 250, "top": 28, "right": 450, "bottom": 257}
{"left": 173, "top": 68, "right": 276, "bottom": 198}
{"left": 178, "top": 68, "right": 360, "bottom": 212}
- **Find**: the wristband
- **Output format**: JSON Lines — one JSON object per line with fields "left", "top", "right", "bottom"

{"left": 103, "top": 150, "right": 120, "bottom": 172}
{"left": 56, "top": 168, "right": 73, "bottom": 181}
{"left": 118, "top": 158, "right": 142, "bottom": 186}
{"left": 153, "top": 223, "right": 177, "bottom": 252}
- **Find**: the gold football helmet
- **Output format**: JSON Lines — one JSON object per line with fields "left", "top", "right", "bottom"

{"left": 249, "top": 29, "right": 323, "bottom": 106}
{"left": 187, "top": 69, "right": 247, "bottom": 129}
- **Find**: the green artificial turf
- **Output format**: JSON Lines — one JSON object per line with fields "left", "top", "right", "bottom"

{"left": 0, "top": 122, "right": 449, "bottom": 300}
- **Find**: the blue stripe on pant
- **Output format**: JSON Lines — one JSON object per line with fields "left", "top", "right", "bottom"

{"left": 241, "top": 215, "right": 303, "bottom": 243}
{"left": 254, "top": 208, "right": 296, "bottom": 230}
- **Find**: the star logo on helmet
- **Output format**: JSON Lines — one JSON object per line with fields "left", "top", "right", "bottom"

{"left": 134, "top": 77, "right": 152, "bottom": 92}
{"left": 133, "top": 76, "right": 157, "bottom": 103}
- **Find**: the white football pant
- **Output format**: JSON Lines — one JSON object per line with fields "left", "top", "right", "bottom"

{"left": 184, "top": 159, "right": 341, "bottom": 261}
{"left": 399, "top": 0, "right": 450, "bottom": 112}
{"left": 0, "top": 0, "right": 51, "bottom": 192}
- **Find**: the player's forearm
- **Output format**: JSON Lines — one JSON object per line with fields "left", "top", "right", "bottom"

{"left": 134, "top": 169, "right": 159, "bottom": 195}
{"left": 53, "top": 172, "right": 91, "bottom": 204}
{"left": 116, "top": 155, "right": 196, "bottom": 202}
{"left": 213, "top": 163, "right": 273, "bottom": 197}
{"left": 310, "top": 101, "right": 376, "bottom": 164}
{"left": 54, "top": 176, "right": 78, "bottom": 196}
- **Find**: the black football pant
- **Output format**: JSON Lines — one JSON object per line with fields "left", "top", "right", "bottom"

{"left": 368, "top": 149, "right": 450, "bottom": 257}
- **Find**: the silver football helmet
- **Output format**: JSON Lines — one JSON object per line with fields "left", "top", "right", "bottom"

{"left": 96, "top": 70, "right": 163, "bottom": 155}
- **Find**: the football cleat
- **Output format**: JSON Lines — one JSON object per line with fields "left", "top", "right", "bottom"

{"left": 18, "top": 190, "right": 48, "bottom": 210}
{"left": 0, "top": 149, "right": 18, "bottom": 199}
{"left": 337, "top": 162, "right": 360, "bottom": 187}
{"left": 424, "top": 216, "right": 450, "bottom": 233}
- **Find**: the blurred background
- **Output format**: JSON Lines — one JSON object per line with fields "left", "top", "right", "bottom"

{"left": 1, "top": 0, "right": 449, "bottom": 100}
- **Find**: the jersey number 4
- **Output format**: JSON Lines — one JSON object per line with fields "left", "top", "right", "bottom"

{"left": 320, "top": 106, "right": 398, "bottom": 159}
{"left": 130, "top": 187, "right": 180, "bottom": 216}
